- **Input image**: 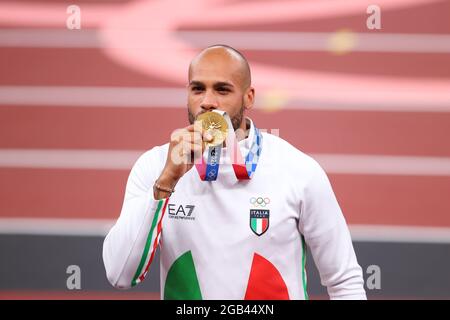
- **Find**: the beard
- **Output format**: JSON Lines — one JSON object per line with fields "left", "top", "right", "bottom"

{"left": 188, "top": 101, "right": 245, "bottom": 132}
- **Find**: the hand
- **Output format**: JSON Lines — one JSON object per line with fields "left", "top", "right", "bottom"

{"left": 154, "top": 124, "right": 213, "bottom": 199}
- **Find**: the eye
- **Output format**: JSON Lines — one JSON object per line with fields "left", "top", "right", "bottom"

{"left": 191, "top": 86, "right": 204, "bottom": 94}
{"left": 217, "top": 87, "right": 230, "bottom": 94}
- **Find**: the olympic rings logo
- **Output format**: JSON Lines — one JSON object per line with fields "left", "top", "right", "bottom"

{"left": 250, "top": 197, "right": 270, "bottom": 207}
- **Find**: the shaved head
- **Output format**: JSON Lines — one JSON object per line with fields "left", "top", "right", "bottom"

{"left": 189, "top": 45, "right": 251, "bottom": 90}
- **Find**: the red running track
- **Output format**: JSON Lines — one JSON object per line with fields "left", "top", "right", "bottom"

{"left": 1, "top": 0, "right": 449, "bottom": 231}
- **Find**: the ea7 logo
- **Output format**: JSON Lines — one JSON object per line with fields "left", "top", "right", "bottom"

{"left": 168, "top": 204, "right": 195, "bottom": 220}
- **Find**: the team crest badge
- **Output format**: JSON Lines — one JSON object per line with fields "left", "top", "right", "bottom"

{"left": 249, "top": 197, "right": 270, "bottom": 236}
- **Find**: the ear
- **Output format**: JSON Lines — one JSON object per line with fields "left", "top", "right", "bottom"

{"left": 244, "top": 87, "right": 255, "bottom": 111}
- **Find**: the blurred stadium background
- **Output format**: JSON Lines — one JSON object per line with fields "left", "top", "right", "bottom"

{"left": 1, "top": 0, "right": 450, "bottom": 299}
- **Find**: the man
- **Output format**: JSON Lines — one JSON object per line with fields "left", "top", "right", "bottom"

{"left": 103, "top": 45, "right": 366, "bottom": 300}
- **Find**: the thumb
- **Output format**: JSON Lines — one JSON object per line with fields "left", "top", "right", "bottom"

{"left": 203, "top": 131, "right": 213, "bottom": 142}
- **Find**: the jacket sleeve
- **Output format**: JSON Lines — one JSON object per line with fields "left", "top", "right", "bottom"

{"left": 298, "top": 159, "right": 367, "bottom": 300}
{"left": 102, "top": 147, "right": 169, "bottom": 289}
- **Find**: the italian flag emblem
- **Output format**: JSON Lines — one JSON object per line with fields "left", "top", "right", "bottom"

{"left": 250, "top": 209, "right": 270, "bottom": 236}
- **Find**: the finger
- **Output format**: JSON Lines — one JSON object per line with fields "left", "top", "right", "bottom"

{"left": 170, "top": 128, "right": 186, "bottom": 143}
{"left": 180, "top": 132, "right": 202, "bottom": 147}
{"left": 191, "top": 120, "right": 212, "bottom": 141}
{"left": 192, "top": 120, "right": 205, "bottom": 137}
{"left": 181, "top": 141, "right": 193, "bottom": 163}
{"left": 183, "top": 141, "right": 202, "bottom": 165}
{"left": 192, "top": 131, "right": 202, "bottom": 143}
{"left": 170, "top": 141, "right": 187, "bottom": 165}
{"left": 178, "top": 131, "right": 195, "bottom": 145}
{"left": 186, "top": 124, "right": 196, "bottom": 132}
{"left": 191, "top": 142, "right": 202, "bottom": 154}
{"left": 203, "top": 131, "right": 213, "bottom": 142}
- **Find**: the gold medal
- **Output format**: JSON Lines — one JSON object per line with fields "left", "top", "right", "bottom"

{"left": 196, "top": 112, "right": 229, "bottom": 147}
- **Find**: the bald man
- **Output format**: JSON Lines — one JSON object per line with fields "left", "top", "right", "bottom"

{"left": 103, "top": 45, "right": 366, "bottom": 300}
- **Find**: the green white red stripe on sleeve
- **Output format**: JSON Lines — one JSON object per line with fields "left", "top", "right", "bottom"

{"left": 131, "top": 197, "right": 169, "bottom": 287}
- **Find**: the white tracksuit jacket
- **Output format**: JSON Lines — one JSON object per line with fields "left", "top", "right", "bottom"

{"left": 103, "top": 119, "right": 366, "bottom": 300}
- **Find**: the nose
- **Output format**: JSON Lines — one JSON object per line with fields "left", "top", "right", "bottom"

{"left": 200, "top": 91, "right": 218, "bottom": 112}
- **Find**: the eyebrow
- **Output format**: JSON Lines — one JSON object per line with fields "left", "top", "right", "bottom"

{"left": 213, "top": 81, "right": 234, "bottom": 88}
{"left": 189, "top": 81, "right": 204, "bottom": 87}
{"left": 188, "top": 81, "right": 234, "bottom": 88}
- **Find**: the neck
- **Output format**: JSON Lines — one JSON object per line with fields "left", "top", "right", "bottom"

{"left": 235, "top": 118, "right": 250, "bottom": 141}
